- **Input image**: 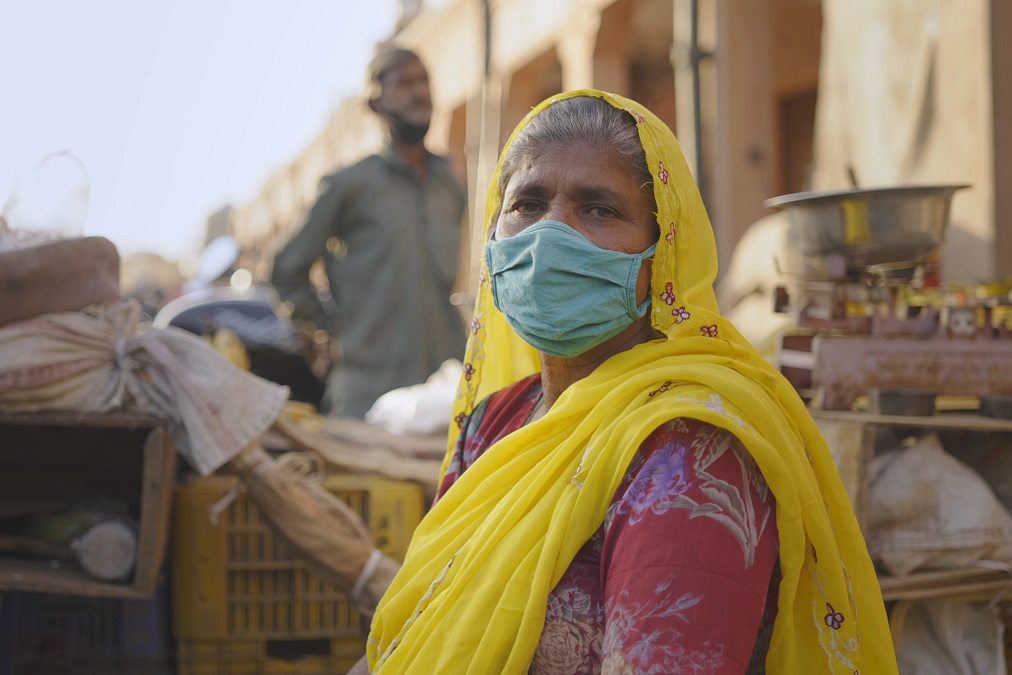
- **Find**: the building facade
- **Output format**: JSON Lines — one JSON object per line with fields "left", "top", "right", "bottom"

{"left": 230, "top": 0, "right": 1011, "bottom": 292}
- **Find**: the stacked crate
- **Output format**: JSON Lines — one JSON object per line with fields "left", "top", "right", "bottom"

{"left": 0, "top": 588, "right": 171, "bottom": 674}
{"left": 172, "top": 474, "right": 423, "bottom": 674}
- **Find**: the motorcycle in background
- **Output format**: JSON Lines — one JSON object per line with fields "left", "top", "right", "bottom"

{"left": 153, "top": 236, "right": 326, "bottom": 408}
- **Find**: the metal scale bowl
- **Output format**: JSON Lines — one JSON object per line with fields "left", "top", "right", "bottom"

{"left": 764, "top": 184, "right": 969, "bottom": 274}
{"left": 765, "top": 184, "right": 970, "bottom": 335}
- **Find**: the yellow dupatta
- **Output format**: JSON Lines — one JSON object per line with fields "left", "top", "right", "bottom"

{"left": 368, "top": 90, "right": 896, "bottom": 674}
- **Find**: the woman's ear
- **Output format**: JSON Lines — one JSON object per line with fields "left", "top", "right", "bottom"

{"left": 635, "top": 256, "right": 653, "bottom": 305}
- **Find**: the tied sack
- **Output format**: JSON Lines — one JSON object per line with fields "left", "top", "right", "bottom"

{"left": 0, "top": 300, "right": 288, "bottom": 475}
{"left": 865, "top": 433, "right": 1012, "bottom": 576}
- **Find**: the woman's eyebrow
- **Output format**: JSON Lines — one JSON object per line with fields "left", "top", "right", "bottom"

{"left": 570, "top": 185, "right": 625, "bottom": 203}
{"left": 507, "top": 181, "right": 626, "bottom": 204}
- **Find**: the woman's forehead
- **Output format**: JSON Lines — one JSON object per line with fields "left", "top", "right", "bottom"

{"left": 505, "top": 143, "right": 639, "bottom": 193}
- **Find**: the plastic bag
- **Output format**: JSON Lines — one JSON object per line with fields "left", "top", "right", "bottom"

{"left": 1, "top": 151, "right": 90, "bottom": 250}
{"left": 365, "top": 359, "right": 462, "bottom": 436}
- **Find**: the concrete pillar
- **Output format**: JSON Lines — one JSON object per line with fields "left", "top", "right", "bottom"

{"left": 672, "top": 0, "right": 699, "bottom": 181}
{"left": 713, "top": 0, "right": 777, "bottom": 274}
{"left": 501, "top": 64, "right": 544, "bottom": 145}
{"left": 557, "top": 8, "right": 601, "bottom": 92}
{"left": 993, "top": 0, "right": 1012, "bottom": 277}
{"left": 593, "top": 0, "right": 633, "bottom": 96}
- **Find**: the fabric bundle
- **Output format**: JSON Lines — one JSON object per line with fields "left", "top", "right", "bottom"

{"left": 0, "top": 300, "right": 288, "bottom": 475}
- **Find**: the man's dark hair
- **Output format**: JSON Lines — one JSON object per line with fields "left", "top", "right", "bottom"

{"left": 367, "top": 47, "right": 422, "bottom": 99}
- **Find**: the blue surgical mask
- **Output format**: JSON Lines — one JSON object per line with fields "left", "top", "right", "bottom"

{"left": 485, "top": 220, "right": 657, "bottom": 358}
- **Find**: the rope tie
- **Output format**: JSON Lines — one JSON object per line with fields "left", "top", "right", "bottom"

{"left": 351, "top": 549, "right": 385, "bottom": 605}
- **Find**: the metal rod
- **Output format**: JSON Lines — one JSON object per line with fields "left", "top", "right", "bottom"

{"left": 690, "top": 0, "right": 705, "bottom": 200}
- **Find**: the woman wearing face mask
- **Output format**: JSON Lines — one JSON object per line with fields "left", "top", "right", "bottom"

{"left": 356, "top": 92, "right": 895, "bottom": 674}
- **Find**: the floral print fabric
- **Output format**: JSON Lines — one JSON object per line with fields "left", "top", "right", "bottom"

{"left": 436, "top": 376, "right": 780, "bottom": 674}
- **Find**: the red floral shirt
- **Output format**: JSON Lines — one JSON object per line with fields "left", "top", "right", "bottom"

{"left": 437, "top": 375, "right": 780, "bottom": 674}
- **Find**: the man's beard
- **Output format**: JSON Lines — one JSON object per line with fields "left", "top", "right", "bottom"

{"left": 387, "top": 110, "right": 429, "bottom": 144}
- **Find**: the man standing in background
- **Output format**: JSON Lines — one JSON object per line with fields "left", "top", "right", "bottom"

{"left": 271, "top": 47, "right": 467, "bottom": 418}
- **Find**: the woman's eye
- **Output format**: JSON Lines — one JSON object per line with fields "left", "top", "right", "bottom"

{"left": 588, "top": 205, "right": 618, "bottom": 218}
{"left": 511, "top": 200, "right": 541, "bottom": 215}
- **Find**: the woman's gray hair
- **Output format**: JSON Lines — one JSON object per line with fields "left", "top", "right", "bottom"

{"left": 498, "top": 96, "right": 652, "bottom": 196}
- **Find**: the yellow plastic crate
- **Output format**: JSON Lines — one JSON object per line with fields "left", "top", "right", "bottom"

{"left": 172, "top": 473, "right": 423, "bottom": 651}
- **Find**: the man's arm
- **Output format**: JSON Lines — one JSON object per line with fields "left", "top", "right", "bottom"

{"left": 270, "top": 175, "right": 343, "bottom": 328}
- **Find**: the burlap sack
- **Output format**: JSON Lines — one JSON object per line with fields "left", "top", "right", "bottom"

{"left": 0, "top": 236, "right": 120, "bottom": 326}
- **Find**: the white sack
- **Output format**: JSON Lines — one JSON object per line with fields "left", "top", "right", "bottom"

{"left": 365, "top": 359, "right": 461, "bottom": 436}
{"left": 896, "top": 600, "right": 1006, "bottom": 675}
{"left": 865, "top": 433, "right": 1012, "bottom": 576}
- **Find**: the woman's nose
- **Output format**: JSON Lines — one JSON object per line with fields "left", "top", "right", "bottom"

{"left": 543, "top": 202, "right": 577, "bottom": 226}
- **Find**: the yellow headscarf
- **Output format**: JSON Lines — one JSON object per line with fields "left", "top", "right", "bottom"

{"left": 368, "top": 90, "right": 895, "bottom": 674}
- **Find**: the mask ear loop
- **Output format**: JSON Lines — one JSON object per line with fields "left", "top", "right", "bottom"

{"left": 628, "top": 244, "right": 658, "bottom": 317}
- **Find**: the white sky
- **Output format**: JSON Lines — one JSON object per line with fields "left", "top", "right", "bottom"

{"left": 0, "top": 0, "right": 398, "bottom": 261}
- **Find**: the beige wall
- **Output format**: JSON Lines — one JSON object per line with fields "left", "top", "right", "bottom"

{"left": 813, "top": 0, "right": 999, "bottom": 282}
